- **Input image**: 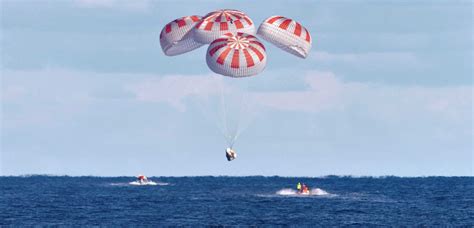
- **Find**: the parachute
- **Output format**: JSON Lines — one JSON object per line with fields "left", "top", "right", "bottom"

{"left": 193, "top": 9, "right": 256, "bottom": 44}
{"left": 160, "top": 16, "right": 204, "bottom": 56}
{"left": 206, "top": 33, "right": 267, "bottom": 77}
{"left": 203, "top": 32, "right": 265, "bottom": 155}
{"left": 159, "top": 10, "right": 312, "bottom": 161}
{"left": 257, "top": 16, "right": 312, "bottom": 58}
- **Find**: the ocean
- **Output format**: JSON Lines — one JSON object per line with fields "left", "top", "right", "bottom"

{"left": 1, "top": 176, "right": 473, "bottom": 226}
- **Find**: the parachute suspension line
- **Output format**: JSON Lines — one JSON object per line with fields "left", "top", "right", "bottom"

{"left": 232, "top": 90, "right": 250, "bottom": 144}
{"left": 199, "top": 75, "right": 252, "bottom": 149}
{"left": 191, "top": 81, "right": 228, "bottom": 144}
{"left": 228, "top": 80, "right": 249, "bottom": 149}
{"left": 222, "top": 79, "right": 246, "bottom": 149}
{"left": 229, "top": 87, "right": 246, "bottom": 147}
{"left": 218, "top": 78, "right": 232, "bottom": 147}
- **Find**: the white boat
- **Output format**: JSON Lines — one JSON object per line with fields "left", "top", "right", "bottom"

{"left": 129, "top": 180, "right": 158, "bottom": 186}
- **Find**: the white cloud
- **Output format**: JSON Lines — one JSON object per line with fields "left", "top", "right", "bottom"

{"left": 3, "top": 68, "right": 471, "bottom": 129}
{"left": 311, "top": 51, "right": 422, "bottom": 68}
{"left": 252, "top": 71, "right": 349, "bottom": 112}
{"left": 124, "top": 71, "right": 349, "bottom": 113}
{"left": 2, "top": 68, "right": 472, "bottom": 176}
{"left": 127, "top": 74, "right": 224, "bottom": 112}
{"left": 1, "top": 85, "right": 27, "bottom": 101}
{"left": 124, "top": 70, "right": 472, "bottom": 126}
{"left": 74, "top": 0, "right": 152, "bottom": 11}
{"left": 251, "top": 71, "right": 472, "bottom": 124}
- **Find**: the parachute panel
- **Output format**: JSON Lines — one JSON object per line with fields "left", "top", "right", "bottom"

{"left": 257, "top": 16, "right": 312, "bottom": 59}
{"left": 206, "top": 33, "right": 267, "bottom": 77}
{"left": 194, "top": 9, "right": 256, "bottom": 44}
{"left": 160, "top": 16, "right": 204, "bottom": 56}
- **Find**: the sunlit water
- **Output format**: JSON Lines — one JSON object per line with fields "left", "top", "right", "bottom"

{"left": 1, "top": 176, "right": 472, "bottom": 226}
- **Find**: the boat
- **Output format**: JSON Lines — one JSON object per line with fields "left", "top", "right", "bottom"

{"left": 129, "top": 174, "right": 158, "bottom": 186}
{"left": 129, "top": 180, "right": 158, "bottom": 186}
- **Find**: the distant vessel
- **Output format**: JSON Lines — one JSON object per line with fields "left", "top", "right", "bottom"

{"left": 129, "top": 175, "right": 157, "bottom": 186}
{"left": 129, "top": 180, "right": 158, "bottom": 186}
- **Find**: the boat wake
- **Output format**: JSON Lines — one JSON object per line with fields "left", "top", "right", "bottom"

{"left": 129, "top": 181, "right": 158, "bottom": 186}
{"left": 276, "top": 188, "right": 332, "bottom": 196}
{"left": 129, "top": 181, "right": 170, "bottom": 186}
{"left": 109, "top": 181, "right": 169, "bottom": 186}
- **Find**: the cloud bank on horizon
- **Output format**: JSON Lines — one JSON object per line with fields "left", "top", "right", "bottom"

{"left": 1, "top": 0, "right": 472, "bottom": 176}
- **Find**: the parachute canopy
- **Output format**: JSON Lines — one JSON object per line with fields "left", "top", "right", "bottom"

{"left": 257, "top": 16, "right": 312, "bottom": 58}
{"left": 193, "top": 9, "right": 256, "bottom": 44}
{"left": 159, "top": 10, "right": 312, "bottom": 74}
{"left": 206, "top": 32, "right": 266, "bottom": 77}
{"left": 160, "top": 16, "right": 204, "bottom": 56}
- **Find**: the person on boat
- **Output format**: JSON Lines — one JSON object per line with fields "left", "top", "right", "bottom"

{"left": 302, "top": 184, "right": 309, "bottom": 193}
{"left": 297, "top": 182, "right": 302, "bottom": 192}
{"left": 137, "top": 175, "right": 148, "bottom": 184}
{"left": 298, "top": 183, "right": 306, "bottom": 193}
{"left": 225, "top": 148, "right": 237, "bottom": 161}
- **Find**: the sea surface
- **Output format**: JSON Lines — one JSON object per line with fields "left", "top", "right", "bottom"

{"left": 1, "top": 176, "right": 473, "bottom": 226}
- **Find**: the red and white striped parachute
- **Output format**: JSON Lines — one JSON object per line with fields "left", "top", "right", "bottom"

{"left": 206, "top": 33, "right": 266, "bottom": 77}
{"left": 159, "top": 12, "right": 312, "bottom": 75}
{"left": 160, "top": 15, "right": 204, "bottom": 56}
{"left": 257, "top": 16, "right": 312, "bottom": 59}
{"left": 159, "top": 11, "right": 313, "bottom": 161}
{"left": 194, "top": 9, "right": 256, "bottom": 44}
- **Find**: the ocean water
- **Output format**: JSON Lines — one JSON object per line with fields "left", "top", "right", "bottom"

{"left": 1, "top": 176, "right": 473, "bottom": 226}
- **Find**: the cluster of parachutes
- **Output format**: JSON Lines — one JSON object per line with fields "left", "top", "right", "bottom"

{"left": 159, "top": 9, "right": 312, "bottom": 78}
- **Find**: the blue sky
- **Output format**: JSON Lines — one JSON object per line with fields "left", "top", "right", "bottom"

{"left": 1, "top": 0, "right": 472, "bottom": 176}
